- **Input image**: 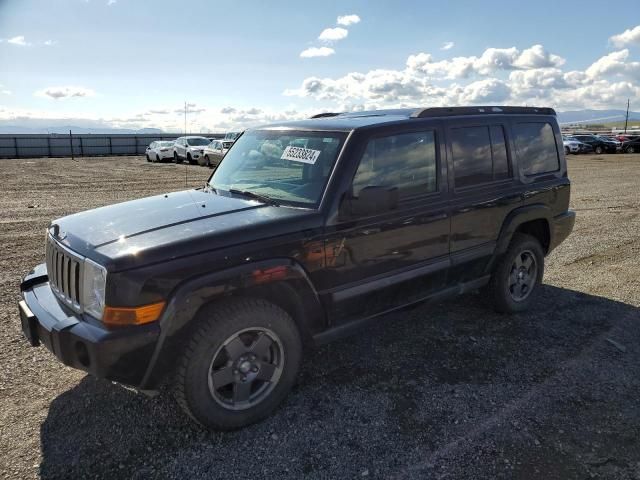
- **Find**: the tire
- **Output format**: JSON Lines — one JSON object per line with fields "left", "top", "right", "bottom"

{"left": 204, "top": 155, "right": 210, "bottom": 167}
{"left": 594, "top": 145, "right": 603, "bottom": 154}
{"left": 564, "top": 146, "right": 570, "bottom": 155}
{"left": 156, "top": 155, "right": 161, "bottom": 163}
{"left": 627, "top": 146, "right": 636, "bottom": 154}
{"left": 146, "top": 154, "right": 151, "bottom": 162}
{"left": 174, "top": 152, "right": 182, "bottom": 164}
{"left": 488, "top": 233, "right": 544, "bottom": 314}
{"left": 187, "top": 153, "right": 194, "bottom": 165}
{"left": 173, "top": 298, "right": 302, "bottom": 430}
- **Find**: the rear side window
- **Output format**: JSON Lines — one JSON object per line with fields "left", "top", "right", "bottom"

{"left": 513, "top": 123, "right": 560, "bottom": 175}
{"left": 352, "top": 131, "right": 437, "bottom": 198}
{"left": 451, "top": 125, "right": 511, "bottom": 188}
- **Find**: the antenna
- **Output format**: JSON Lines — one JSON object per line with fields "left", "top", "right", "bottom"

{"left": 184, "top": 100, "right": 188, "bottom": 188}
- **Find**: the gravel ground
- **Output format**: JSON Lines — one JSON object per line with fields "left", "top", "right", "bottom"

{"left": 0, "top": 155, "right": 639, "bottom": 479}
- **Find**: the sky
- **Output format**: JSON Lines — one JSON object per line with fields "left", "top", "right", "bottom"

{"left": 1, "top": 0, "right": 639, "bottom": 132}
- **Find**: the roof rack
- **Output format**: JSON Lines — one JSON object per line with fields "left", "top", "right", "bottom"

{"left": 411, "top": 106, "right": 556, "bottom": 119}
{"left": 310, "top": 112, "right": 343, "bottom": 119}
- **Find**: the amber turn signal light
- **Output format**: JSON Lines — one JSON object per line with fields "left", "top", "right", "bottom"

{"left": 102, "top": 301, "right": 165, "bottom": 327}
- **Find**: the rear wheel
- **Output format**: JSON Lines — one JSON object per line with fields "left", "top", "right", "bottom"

{"left": 156, "top": 154, "right": 160, "bottom": 162}
{"left": 187, "top": 153, "right": 193, "bottom": 164}
{"left": 204, "top": 155, "right": 210, "bottom": 167}
{"left": 174, "top": 152, "right": 182, "bottom": 164}
{"left": 173, "top": 298, "right": 302, "bottom": 430}
{"left": 627, "top": 145, "right": 636, "bottom": 154}
{"left": 146, "top": 154, "right": 151, "bottom": 162}
{"left": 595, "top": 145, "right": 604, "bottom": 154}
{"left": 488, "top": 233, "right": 544, "bottom": 313}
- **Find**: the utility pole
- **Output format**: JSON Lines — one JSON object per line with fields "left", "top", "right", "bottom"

{"left": 69, "top": 129, "right": 74, "bottom": 161}
{"left": 184, "top": 101, "right": 187, "bottom": 136}
{"left": 624, "top": 98, "right": 630, "bottom": 134}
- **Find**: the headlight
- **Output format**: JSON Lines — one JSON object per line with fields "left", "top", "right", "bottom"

{"left": 82, "top": 258, "right": 107, "bottom": 319}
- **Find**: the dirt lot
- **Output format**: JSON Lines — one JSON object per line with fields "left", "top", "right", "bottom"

{"left": 1, "top": 155, "right": 639, "bottom": 479}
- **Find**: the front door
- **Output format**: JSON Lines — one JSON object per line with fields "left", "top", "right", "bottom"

{"left": 318, "top": 126, "right": 450, "bottom": 325}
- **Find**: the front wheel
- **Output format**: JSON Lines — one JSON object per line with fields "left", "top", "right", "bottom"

{"left": 594, "top": 145, "right": 604, "bottom": 154}
{"left": 627, "top": 146, "right": 636, "bottom": 154}
{"left": 173, "top": 298, "right": 302, "bottom": 430}
{"left": 488, "top": 233, "right": 544, "bottom": 313}
{"left": 156, "top": 154, "right": 160, "bottom": 162}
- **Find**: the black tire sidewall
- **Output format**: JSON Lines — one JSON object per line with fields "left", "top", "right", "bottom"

{"left": 178, "top": 299, "right": 302, "bottom": 430}
{"left": 490, "top": 234, "right": 544, "bottom": 313}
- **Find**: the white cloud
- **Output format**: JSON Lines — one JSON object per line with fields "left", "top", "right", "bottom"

{"left": 300, "top": 46, "right": 335, "bottom": 58}
{"left": 107, "top": 0, "right": 116, "bottom": 5}
{"left": 337, "top": 14, "right": 360, "bottom": 26}
{"left": 441, "top": 41, "right": 455, "bottom": 51}
{"left": 318, "top": 27, "right": 348, "bottom": 42}
{"left": 8, "top": 35, "right": 29, "bottom": 46}
{"left": 610, "top": 25, "right": 640, "bottom": 48}
{"left": 34, "top": 86, "right": 96, "bottom": 100}
{"left": 43, "top": 40, "right": 57, "bottom": 46}
{"left": 585, "top": 49, "right": 640, "bottom": 80}
{"left": 285, "top": 42, "right": 639, "bottom": 112}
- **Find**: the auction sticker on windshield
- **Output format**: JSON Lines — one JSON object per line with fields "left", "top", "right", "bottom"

{"left": 281, "top": 146, "right": 321, "bottom": 165}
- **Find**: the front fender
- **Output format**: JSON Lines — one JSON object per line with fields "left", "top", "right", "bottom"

{"left": 139, "top": 258, "right": 323, "bottom": 389}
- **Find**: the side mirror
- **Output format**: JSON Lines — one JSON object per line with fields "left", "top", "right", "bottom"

{"left": 345, "top": 186, "right": 399, "bottom": 217}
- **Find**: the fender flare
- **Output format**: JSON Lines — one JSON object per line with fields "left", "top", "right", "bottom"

{"left": 139, "top": 258, "right": 323, "bottom": 389}
{"left": 495, "top": 204, "right": 553, "bottom": 255}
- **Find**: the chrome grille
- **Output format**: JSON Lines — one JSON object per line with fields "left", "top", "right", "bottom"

{"left": 45, "top": 234, "right": 84, "bottom": 312}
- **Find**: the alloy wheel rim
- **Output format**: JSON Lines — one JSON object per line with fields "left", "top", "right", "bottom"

{"left": 508, "top": 250, "right": 537, "bottom": 302}
{"left": 207, "top": 327, "right": 284, "bottom": 411}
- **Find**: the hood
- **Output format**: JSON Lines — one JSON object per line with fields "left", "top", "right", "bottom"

{"left": 52, "top": 189, "right": 317, "bottom": 270}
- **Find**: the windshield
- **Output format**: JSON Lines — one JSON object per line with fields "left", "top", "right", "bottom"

{"left": 186, "top": 137, "right": 210, "bottom": 146}
{"left": 209, "top": 130, "right": 347, "bottom": 207}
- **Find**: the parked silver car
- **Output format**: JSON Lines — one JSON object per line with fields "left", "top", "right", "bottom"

{"left": 200, "top": 139, "right": 234, "bottom": 167}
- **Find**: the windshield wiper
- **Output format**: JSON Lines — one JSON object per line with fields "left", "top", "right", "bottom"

{"left": 228, "top": 188, "right": 280, "bottom": 206}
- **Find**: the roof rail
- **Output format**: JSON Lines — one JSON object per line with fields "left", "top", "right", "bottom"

{"left": 310, "top": 112, "right": 343, "bottom": 119}
{"left": 411, "top": 106, "right": 556, "bottom": 119}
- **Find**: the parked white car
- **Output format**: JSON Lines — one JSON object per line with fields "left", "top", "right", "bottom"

{"left": 200, "top": 139, "right": 234, "bottom": 167}
{"left": 562, "top": 136, "right": 582, "bottom": 155}
{"left": 172, "top": 136, "right": 212, "bottom": 164}
{"left": 146, "top": 141, "right": 175, "bottom": 162}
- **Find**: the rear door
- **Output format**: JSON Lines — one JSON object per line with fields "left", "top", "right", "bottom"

{"left": 318, "top": 124, "right": 451, "bottom": 324}
{"left": 445, "top": 118, "right": 521, "bottom": 282}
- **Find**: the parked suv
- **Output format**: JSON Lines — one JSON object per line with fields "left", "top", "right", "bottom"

{"left": 173, "top": 136, "right": 212, "bottom": 164}
{"left": 571, "top": 134, "right": 619, "bottom": 154}
{"left": 18, "top": 106, "right": 575, "bottom": 430}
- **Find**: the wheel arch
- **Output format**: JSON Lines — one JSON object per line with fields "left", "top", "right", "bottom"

{"left": 139, "top": 259, "right": 324, "bottom": 389}
{"left": 495, "top": 204, "right": 552, "bottom": 256}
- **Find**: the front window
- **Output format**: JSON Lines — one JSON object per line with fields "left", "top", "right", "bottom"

{"left": 186, "top": 137, "right": 210, "bottom": 146}
{"left": 209, "top": 130, "right": 347, "bottom": 207}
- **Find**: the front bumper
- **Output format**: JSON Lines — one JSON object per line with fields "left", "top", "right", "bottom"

{"left": 19, "top": 263, "right": 160, "bottom": 387}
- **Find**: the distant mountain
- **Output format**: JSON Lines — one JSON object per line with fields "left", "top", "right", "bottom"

{"left": 0, "top": 125, "right": 165, "bottom": 134}
{"left": 557, "top": 109, "right": 640, "bottom": 125}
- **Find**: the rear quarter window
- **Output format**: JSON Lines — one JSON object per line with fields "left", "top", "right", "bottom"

{"left": 513, "top": 122, "right": 560, "bottom": 176}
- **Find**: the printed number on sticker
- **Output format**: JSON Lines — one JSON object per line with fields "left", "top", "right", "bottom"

{"left": 281, "top": 146, "right": 321, "bottom": 165}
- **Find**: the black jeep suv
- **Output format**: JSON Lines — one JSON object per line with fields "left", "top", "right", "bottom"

{"left": 19, "top": 106, "right": 575, "bottom": 430}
